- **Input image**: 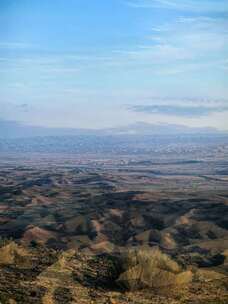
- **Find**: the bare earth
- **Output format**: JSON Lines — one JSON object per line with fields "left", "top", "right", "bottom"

{"left": 0, "top": 150, "right": 227, "bottom": 303}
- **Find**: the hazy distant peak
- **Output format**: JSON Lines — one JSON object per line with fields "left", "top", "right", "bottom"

{"left": 105, "top": 122, "right": 220, "bottom": 135}
{"left": 0, "top": 119, "right": 223, "bottom": 139}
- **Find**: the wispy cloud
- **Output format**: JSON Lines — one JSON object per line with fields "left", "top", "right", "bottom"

{"left": 130, "top": 104, "right": 228, "bottom": 117}
{"left": 0, "top": 42, "right": 36, "bottom": 49}
{"left": 0, "top": 15, "right": 227, "bottom": 77}
{"left": 110, "top": 15, "right": 228, "bottom": 75}
{"left": 126, "top": 0, "right": 228, "bottom": 13}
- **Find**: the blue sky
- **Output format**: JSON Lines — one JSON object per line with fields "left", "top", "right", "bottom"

{"left": 0, "top": 0, "right": 228, "bottom": 130}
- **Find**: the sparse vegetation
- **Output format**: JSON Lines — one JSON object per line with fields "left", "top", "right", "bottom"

{"left": 0, "top": 155, "right": 227, "bottom": 303}
{"left": 116, "top": 247, "right": 192, "bottom": 294}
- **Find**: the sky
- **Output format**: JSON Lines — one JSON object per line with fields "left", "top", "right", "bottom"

{"left": 0, "top": 0, "right": 228, "bottom": 130}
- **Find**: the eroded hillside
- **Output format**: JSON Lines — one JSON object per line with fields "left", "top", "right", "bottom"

{"left": 0, "top": 155, "right": 228, "bottom": 303}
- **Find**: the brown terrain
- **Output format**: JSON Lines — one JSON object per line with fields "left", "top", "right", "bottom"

{"left": 0, "top": 152, "right": 228, "bottom": 303}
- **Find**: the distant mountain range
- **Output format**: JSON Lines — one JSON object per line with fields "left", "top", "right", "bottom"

{"left": 105, "top": 122, "right": 220, "bottom": 136}
{"left": 1, "top": 120, "right": 228, "bottom": 154}
{"left": 0, "top": 119, "right": 224, "bottom": 139}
